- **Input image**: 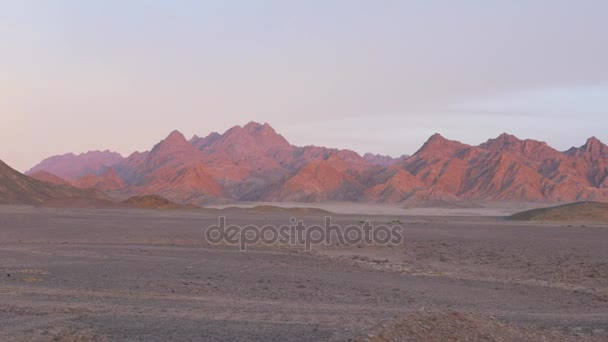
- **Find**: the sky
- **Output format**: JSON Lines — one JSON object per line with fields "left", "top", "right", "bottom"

{"left": 1, "top": 0, "right": 608, "bottom": 171}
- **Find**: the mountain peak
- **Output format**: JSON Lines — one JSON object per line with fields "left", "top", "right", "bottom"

{"left": 581, "top": 136, "right": 607, "bottom": 156}
{"left": 164, "top": 130, "right": 187, "bottom": 144}
{"left": 567, "top": 136, "right": 607, "bottom": 159}
{"left": 481, "top": 133, "right": 522, "bottom": 147}
{"left": 243, "top": 121, "right": 264, "bottom": 130}
{"left": 220, "top": 122, "right": 290, "bottom": 149}
{"left": 414, "top": 133, "right": 468, "bottom": 157}
{"left": 479, "top": 133, "right": 558, "bottom": 161}
{"left": 242, "top": 121, "right": 280, "bottom": 136}
{"left": 150, "top": 130, "right": 191, "bottom": 152}
{"left": 191, "top": 132, "right": 222, "bottom": 150}
{"left": 428, "top": 133, "right": 447, "bottom": 142}
{"left": 496, "top": 132, "right": 520, "bottom": 142}
{"left": 144, "top": 130, "right": 201, "bottom": 169}
{"left": 585, "top": 136, "right": 603, "bottom": 147}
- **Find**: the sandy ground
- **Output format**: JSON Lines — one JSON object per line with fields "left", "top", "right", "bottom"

{"left": 0, "top": 205, "right": 606, "bottom": 341}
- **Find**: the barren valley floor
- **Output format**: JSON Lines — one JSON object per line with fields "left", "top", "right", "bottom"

{"left": 0, "top": 206, "right": 607, "bottom": 341}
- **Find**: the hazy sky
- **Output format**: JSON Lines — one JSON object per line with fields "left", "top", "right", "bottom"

{"left": 2, "top": 1, "right": 608, "bottom": 171}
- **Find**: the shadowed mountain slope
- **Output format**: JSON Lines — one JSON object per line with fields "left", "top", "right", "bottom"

{"left": 0, "top": 159, "right": 109, "bottom": 205}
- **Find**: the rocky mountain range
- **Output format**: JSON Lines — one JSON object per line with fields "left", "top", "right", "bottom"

{"left": 22, "top": 122, "right": 608, "bottom": 206}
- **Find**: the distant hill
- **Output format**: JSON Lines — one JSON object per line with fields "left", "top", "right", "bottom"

{"left": 0, "top": 159, "right": 109, "bottom": 205}
{"left": 221, "top": 205, "right": 331, "bottom": 215}
{"left": 122, "top": 195, "right": 199, "bottom": 210}
{"left": 509, "top": 201, "right": 608, "bottom": 221}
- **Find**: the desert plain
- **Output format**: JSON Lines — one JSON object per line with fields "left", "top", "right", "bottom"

{"left": 0, "top": 204, "right": 606, "bottom": 341}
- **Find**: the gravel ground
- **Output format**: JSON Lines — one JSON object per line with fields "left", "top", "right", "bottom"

{"left": 0, "top": 206, "right": 606, "bottom": 341}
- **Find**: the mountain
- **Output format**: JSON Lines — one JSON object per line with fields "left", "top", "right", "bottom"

{"left": 73, "top": 167, "right": 125, "bottom": 191}
{"left": 135, "top": 130, "right": 203, "bottom": 174}
{"left": 113, "top": 130, "right": 198, "bottom": 185}
{"left": 566, "top": 137, "right": 608, "bottom": 161}
{"left": 393, "top": 134, "right": 608, "bottom": 203}
{"left": 363, "top": 153, "right": 409, "bottom": 166}
{"left": 28, "top": 171, "right": 70, "bottom": 186}
{"left": 565, "top": 137, "right": 608, "bottom": 188}
{"left": 266, "top": 158, "right": 364, "bottom": 202}
{"left": 364, "top": 169, "right": 422, "bottom": 203}
{"left": 413, "top": 133, "right": 469, "bottom": 158}
{"left": 0, "top": 159, "right": 109, "bottom": 205}
{"left": 195, "top": 122, "right": 295, "bottom": 199}
{"left": 114, "top": 131, "right": 226, "bottom": 205}
{"left": 401, "top": 135, "right": 478, "bottom": 189}
{"left": 192, "top": 122, "right": 374, "bottom": 201}
{"left": 25, "top": 122, "right": 377, "bottom": 205}
{"left": 455, "top": 150, "right": 547, "bottom": 201}
{"left": 201, "top": 122, "right": 292, "bottom": 158}
{"left": 479, "top": 133, "right": 563, "bottom": 162}
{"left": 24, "top": 123, "right": 608, "bottom": 206}
{"left": 139, "top": 162, "right": 227, "bottom": 204}
{"left": 191, "top": 132, "right": 222, "bottom": 150}
{"left": 27, "top": 150, "right": 123, "bottom": 180}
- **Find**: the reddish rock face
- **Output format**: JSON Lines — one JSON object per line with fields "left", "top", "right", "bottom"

{"left": 114, "top": 131, "right": 226, "bottom": 205}
{"left": 413, "top": 133, "right": 470, "bottom": 158}
{"left": 140, "top": 162, "right": 227, "bottom": 204}
{"left": 365, "top": 169, "right": 422, "bottom": 203}
{"left": 142, "top": 130, "right": 202, "bottom": 171}
{"left": 25, "top": 124, "right": 608, "bottom": 205}
{"left": 73, "top": 168, "right": 125, "bottom": 191}
{"left": 564, "top": 137, "right": 608, "bottom": 188}
{"left": 396, "top": 134, "right": 608, "bottom": 204}
{"left": 267, "top": 158, "right": 365, "bottom": 202}
{"left": 480, "top": 133, "right": 563, "bottom": 162}
{"left": 363, "top": 153, "right": 409, "bottom": 167}
{"left": 198, "top": 122, "right": 293, "bottom": 181}
{"left": 567, "top": 137, "right": 608, "bottom": 161}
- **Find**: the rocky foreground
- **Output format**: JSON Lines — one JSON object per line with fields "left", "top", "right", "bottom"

{"left": 0, "top": 206, "right": 606, "bottom": 341}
